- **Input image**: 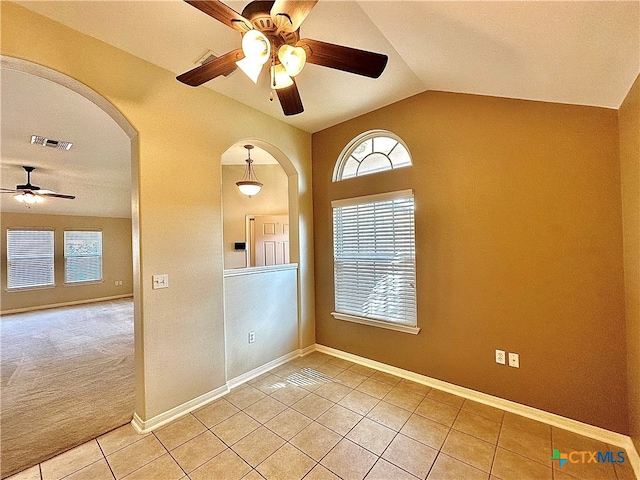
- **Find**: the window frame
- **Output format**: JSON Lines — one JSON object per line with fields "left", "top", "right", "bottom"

{"left": 63, "top": 229, "right": 104, "bottom": 285}
{"left": 6, "top": 228, "right": 56, "bottom": 291}
{"left": 331, "top": 189, "right": 419, "bottom": 335}
{"left": 332, "top": 130, "right": 412, "bottom": 182}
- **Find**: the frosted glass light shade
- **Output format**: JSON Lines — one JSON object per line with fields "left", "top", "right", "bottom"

{"left": 271, "top": 64, "right": 293, "bottom": 89}
{"left": 236, "top": 181, "right": 263, "bottom": 197}
{"left": 278, "top": 44, "right": 306, "bottom": 77}
{"left": 241, "top": 30, "right": 270, "bottom": 64}
{"left": 236, "top": 57, "right": 264, "bottom": 84}
{"left": 15, "top": 192, "right": 42, "bottom": 204}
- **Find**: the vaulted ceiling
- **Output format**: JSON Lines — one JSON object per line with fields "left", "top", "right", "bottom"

{"left": 2, "top": 1, "right": 638, "bottom": 217}
{"left": 14, "top": 0, "right": 640, "bottom": 133}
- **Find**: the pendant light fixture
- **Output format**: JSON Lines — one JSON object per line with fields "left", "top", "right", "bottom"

{"left": 236, "top": 145, "right": 263, "bottom": 197}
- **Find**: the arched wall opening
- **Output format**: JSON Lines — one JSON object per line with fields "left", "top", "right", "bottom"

{"left": 0, "top": 55, "right": 141, "bottom": 475}
{"left": 221, "top": 138, "right": 304, "bottom": 379}
{"left": 221, "top": 144, "right": 290, "bottom": 269}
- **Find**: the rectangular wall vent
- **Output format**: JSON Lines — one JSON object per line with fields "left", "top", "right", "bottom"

{"left": 30, "top": 135, "right": 73, "bottom": 150}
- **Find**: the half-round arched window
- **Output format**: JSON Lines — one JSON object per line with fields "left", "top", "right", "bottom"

{"left": 333, "top": 130, "right": 412, "bottom": 181}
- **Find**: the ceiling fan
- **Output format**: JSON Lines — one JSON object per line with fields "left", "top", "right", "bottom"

{"left": 1, "top": 166, "right": 75, "bottom": 205}
{"left": 177, "top": 0, "right": 389, "bottom": 116}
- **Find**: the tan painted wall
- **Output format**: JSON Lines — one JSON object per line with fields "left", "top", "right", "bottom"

{"left": 1, "top": 2, "right": 314, "bottom": 420}
{"left": 620, "top": 74, "right": 640, "bottom": 451}
{"left": 312, "top": 91, "right": 628, "bottom": 433}
{"left": 222, "top": 164, "right": 289, "bottom": 269}
{"left": 1, "top": 213, "right": 132, "bottom": 312}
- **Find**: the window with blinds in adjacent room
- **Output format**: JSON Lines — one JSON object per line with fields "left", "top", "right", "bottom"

{"left": 64, "top": 230, "right": 103, "bottom": 284}
{"left": 7, "top": 229, "right": 55, "bottom": 290}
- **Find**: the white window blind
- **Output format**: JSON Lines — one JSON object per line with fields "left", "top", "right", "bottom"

{"left": 332, "top": 190, "right": 417, "bottom": 328}
{"left": 64, "top": 231, "right": 103, "bottom": 284}
{"left": 7, "top": 230, "right": 55, "bottom": 289}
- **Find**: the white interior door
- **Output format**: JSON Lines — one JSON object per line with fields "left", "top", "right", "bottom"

{"left": 253, "top": 215, "right": 289, "bottom": 266}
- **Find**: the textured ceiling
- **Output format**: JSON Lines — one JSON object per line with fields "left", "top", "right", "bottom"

{"left": 2, "top": 1, "right": 638, "bottom": 217}
{"left": 14, "top": 0, "right": 640, "bottom": 133}
{"left": 1, "top": 69, "right": 131, "bottom": 217}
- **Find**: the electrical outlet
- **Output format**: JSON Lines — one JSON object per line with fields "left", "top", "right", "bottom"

{"left": 495, "top": 349, "right": 506, "bottom": 365}
{"left": 248, "top": 331, "right": 255, "bottom": 344}
{"left": 508, "top": 352, "right": 520, "bottom": 368}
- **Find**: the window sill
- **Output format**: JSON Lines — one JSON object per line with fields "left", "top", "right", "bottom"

{"left": 64, "top": 280, "right": 104, "bottom": 287}
{"left": 331, "top": 312, "right": 420, "bottom": 335}
{"left": 6, "top": 284, "right": 56, "bottom": 293}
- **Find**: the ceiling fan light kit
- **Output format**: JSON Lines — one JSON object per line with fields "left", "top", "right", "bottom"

{"left": 177, "top": 0, "right": 388, "bottom": 116}
{"left": 236, "top": 145, "right": 263, "bottom": 197}
{"left": 15, "top": 192, "right": 44, "bottom": 205}
{"left": 1, "top": 166, "right": 76, "bottom": 207}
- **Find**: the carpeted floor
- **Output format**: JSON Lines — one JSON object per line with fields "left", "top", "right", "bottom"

{"left": 0, "top": 298, "right": 135, "bottom": 478}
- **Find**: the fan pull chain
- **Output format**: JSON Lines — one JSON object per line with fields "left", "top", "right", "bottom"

{"left": 269, "top": 56, "right": 276, "bottom": 101}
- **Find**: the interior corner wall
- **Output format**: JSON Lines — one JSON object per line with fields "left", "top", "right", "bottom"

{"left": 620, "top": 73, "right": 640, "bottom": 452}
{"left": 0, "top": 213, "right": 133, "bottom": 312}
{"left": 1, "top": 1, "right": 313, "bottom": 421}
{"left": 312, "top": 90, "right": 628, "bottom": 434}
{"left": 222, "top": 164, "right": 289, "bottom": 270}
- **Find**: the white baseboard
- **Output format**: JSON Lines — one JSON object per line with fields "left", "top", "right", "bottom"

{"left": 227, "top": 348, "right": 310, "bottom": 389}
{"left": 131, "top": 384, "right": 229, "bottom": 434}
{"left": 132, "top": 345, "right": 315, "bottom": 434}
{"left": 300, "top": 343, "right": 316, "bottom": 356}
{"left": 1, "top": 294, "right": 133, "bottom": 315}
{"left": 314, "top": 343, "right": 640, "bottom": 479}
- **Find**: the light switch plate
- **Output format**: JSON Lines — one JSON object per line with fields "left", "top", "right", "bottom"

{"left": 152, "top": 274, "right": 169, "bottom": 289}
{"left": 508, "top": 352, "right": 520, "bottom": 368}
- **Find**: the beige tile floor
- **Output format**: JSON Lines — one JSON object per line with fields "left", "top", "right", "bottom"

{"left": 6, "top": 352, "right": 636, "bottom": 480}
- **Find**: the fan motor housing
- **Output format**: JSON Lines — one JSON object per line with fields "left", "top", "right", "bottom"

{"left": 241, "top": 0, "right": 299, "bottom": 47}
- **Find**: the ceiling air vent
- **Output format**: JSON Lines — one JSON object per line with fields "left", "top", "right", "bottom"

{"left": 30, "top": 135, "right": 73, "bottom": 150}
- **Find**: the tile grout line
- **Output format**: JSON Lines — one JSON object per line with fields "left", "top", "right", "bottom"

{"left": 490, "top": 412, "right": 505, "bottom": 478}
{"left": 15, "top": 353, "right": 629, "bottom": 480}
{"left": 95, "top": 439, "right": 116, "bottom": 480}
{"left": 251, "top": 361, "right": 468, "bottom": 480}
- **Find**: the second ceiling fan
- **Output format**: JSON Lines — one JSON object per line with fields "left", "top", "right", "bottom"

{"left": 177, "top": 0, "right": 388, "bottom": 116}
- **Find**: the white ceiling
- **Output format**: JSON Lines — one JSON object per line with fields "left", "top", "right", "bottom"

{"left": 221, "top": 144, "right": 279, "bottom": 165}
{"left": 2, "top": 1, "right": 638, "bottom": 217}
{"left": 1, "top": 69, "right": 132, "bottom": 217}
{"left": 14, "top": 0, "right": 639, "bottom": 134}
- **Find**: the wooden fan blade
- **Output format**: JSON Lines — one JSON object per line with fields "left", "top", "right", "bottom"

{"left": 177, "top": 49, "right": 244, "bottom": 86}
{"left": 184, "top": 0, "right": 251, "bottom": 32}
{"left": 298, "top": 38, "right": 388, "bottom": 78}
{"left": 270, "top": 0, "right": 317, "bottom": 32}
{"left": 0, "top": 188, "right": 17, "bottom": 193}
{"left": 41, "top": 193, "right": 75, "bottom": 199}
{"left": 276, "top": 80, "right": 304, "bottom": 116}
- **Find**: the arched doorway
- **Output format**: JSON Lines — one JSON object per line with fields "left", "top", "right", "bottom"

{"left": 0, "top": 55, "right": 140, "bottom": 477}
